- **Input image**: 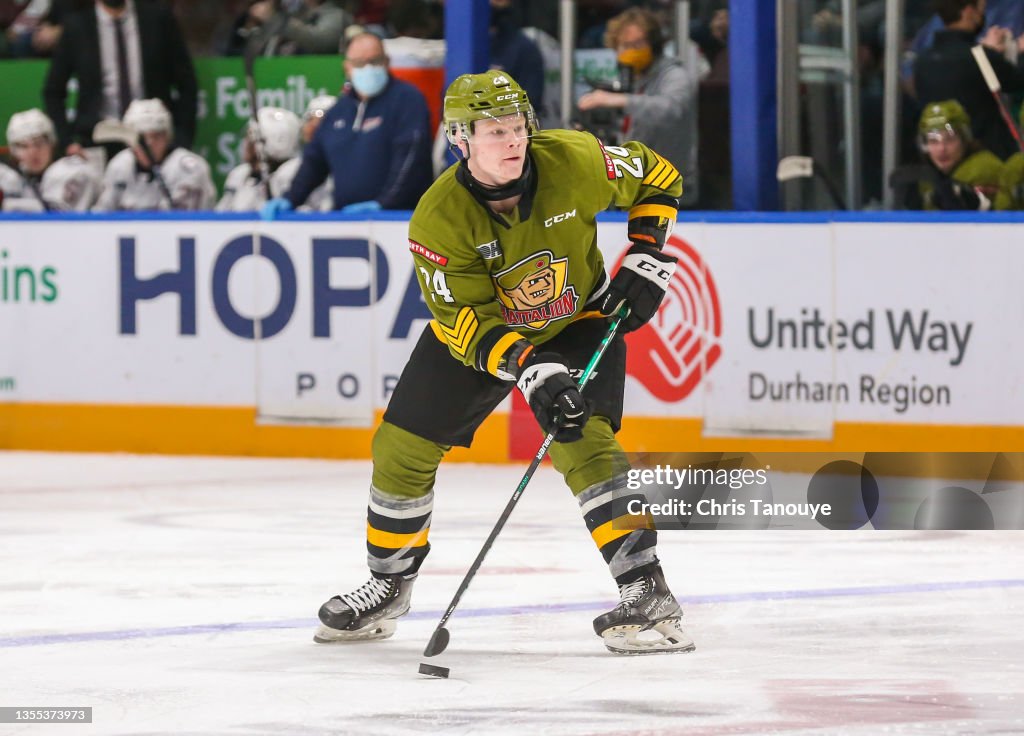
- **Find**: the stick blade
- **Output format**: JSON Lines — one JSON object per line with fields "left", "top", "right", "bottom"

{"left": 418, "top": 662, "right": 450, "bottom": 679}
{"left": 92, "top": 119, "right": 138, "bottom": 147}
{"left": 971, "top": 45, "right": 1002, "bottom": 92}
{"left": 776, "top": 155, "right": 814, "bottom": 182}
{"left": 422, "top": 627, "right": 450, "bottom": 657}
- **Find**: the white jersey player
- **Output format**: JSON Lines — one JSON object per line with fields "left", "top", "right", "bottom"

{"left": 94, "top": 99, "right": 215, "bottom": 212}
{"left": 279, "top": 94, "right": 336, "bottom": 212}
{"left": 216, "top": 107, "right": 301, "bottom": 212}
{"left": 0, "top": 109, "right": 101, "bottom": 213}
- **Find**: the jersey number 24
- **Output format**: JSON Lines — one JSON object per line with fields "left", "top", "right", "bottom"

{"left": 419, "top": 267, "right": 455, "bottom": 303}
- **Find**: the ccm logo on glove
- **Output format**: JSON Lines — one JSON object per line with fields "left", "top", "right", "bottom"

{"left": 631, "top": 255, "right": 674, "bottom": 284}
{"left": 599, "top": 245, "right": 678, "bottom": 332}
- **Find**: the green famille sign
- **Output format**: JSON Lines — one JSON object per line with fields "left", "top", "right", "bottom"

{"left": 0, "top": 56, "right": 345, "bottom": 191}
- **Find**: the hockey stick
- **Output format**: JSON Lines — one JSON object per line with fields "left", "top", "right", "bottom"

{"left": 776, "top": 155, "right": 847, "bottom": 210}
{"left": 971, "top": 45, "right": 1024, "bottom": 153}
{"left": 92, "top": 119, "right": 175, "bottom": 206}
{"left": 242, "top": 39, "right": 272, "bottom": 199}
{"left": 421, "top": 307, "right": 629, "bottom": 662}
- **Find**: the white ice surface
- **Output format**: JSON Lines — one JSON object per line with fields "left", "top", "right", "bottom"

{"left": 1, "top": 452, "right": 1022, "bottom": 735}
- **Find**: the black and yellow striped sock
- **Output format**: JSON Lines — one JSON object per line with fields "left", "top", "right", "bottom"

{"left": 576, "top": 474, "right": 658, "bottom": 585}
{"left": 366, "top": 485, "right": 432, "bottom": 577}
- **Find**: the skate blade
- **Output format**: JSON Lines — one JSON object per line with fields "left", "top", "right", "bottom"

{"left": 313, "top": 619, "right": 397, "bottom": 643}
{"left": 601, "top": 619, "right": 695, "bottom": 655}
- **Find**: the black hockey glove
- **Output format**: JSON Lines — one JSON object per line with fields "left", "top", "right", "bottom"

{"left": 598, "top": 244, "right": 678, "bottom": 332}
{"left": 932, "top": 177, "right": 983, "bottom": 210}
{"left": 516, "top": 352, "right": 591, "bottom": 442}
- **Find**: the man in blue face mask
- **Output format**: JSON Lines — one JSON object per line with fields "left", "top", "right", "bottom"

{"left": 261, "top": 31, "right": 434, "bottom": 218}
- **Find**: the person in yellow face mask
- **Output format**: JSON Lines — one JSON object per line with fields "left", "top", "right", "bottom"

{"left": 577, "top": 7, "right": 699, "bottom": 206}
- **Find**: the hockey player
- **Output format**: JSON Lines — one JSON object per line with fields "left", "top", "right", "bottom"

{"left": 94, "top": 99, "right": 215, "bottom": 212}
{"left": 890, "top": 100, "right": 1004, "bottom": 210}
{"left": 216, "top": 107, "right": 302, "bottom": 212}
{"left": 315, "top": 71, "right": 694, "bottom": 655}
{"left": 271, "top": 96, "right": 336, "bottom": 213}
{"left": 300, "top": 95, "right": 337, "bottom": 145}
{"left": 0, "top": 109, "right": 101, "bottom": 213}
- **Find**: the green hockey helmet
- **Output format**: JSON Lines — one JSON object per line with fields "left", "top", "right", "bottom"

{"left": 918, "top": 100, "right": 972, "bottom": 146}
{"left": 443, "top": 71, "right": 538, "bottom": 146}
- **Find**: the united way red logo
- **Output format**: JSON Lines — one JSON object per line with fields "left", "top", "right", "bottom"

{"left": 616, "top": 235, "right": 722, "bottom": 401}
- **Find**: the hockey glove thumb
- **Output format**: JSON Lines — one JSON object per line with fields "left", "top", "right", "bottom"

{"left": 516, "top": 352, "right": 591, "bottom": 443}
{"left": 599, "top": 244, "right": 677, "bottom": 332}
{"left": 260, "top": 197, "right": 293, "bottom": 221}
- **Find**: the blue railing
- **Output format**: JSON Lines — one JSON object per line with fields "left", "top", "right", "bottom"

{"left": 3, "top": 210, "right": 1024, "bottom": 223}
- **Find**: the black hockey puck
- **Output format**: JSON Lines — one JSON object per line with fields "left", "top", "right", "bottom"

{"left": 418, "top": 662, "right": 450, "bottom": 679}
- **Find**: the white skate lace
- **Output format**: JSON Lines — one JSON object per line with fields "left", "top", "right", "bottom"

{"left": 340, "top": 576, "right": 394, "bottom": 614}
{"left": 618, "top": 578, "right": 649, "bottom": 608}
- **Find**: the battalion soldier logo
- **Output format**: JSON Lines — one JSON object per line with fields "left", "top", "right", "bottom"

{"left": 493, "top": 250, "right": 579, "bottom": 329}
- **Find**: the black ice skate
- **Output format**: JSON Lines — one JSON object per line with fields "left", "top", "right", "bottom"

{"left": 313, "top": 573, "right": 416, "bottom": 643}
{"left": 593, "top": 565, "right": 695, "bottom": 655}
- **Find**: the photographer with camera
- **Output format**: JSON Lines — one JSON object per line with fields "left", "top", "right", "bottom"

{"left": 576, "top": 7, "right": 697, "bottom": 206}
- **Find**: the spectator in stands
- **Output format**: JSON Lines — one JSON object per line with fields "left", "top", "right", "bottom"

{"left": 229, "top": 0, "right": 353, "bottom": 57}
{"left": 891, "top": 99, "right": 1004, "bottom": 210}
{"left": 908, "top": 0, "right": 1024, "bottom": 61}
{"left": 386, "top": 0, "right": 442, "bottom": 40}
{"left": 576, "top": 0, "right": 630, "bottom": 50}
{"left": 913, "top": 0, "right": 1024, "bottom": 159}
{"left": 577, "top": 6, "right": 698, "bottom": 206}
{"left": 4, "top": 0, "right": 50, "bottom": 57}
{"left": 806, "top": 1, "right": 891, "bottom": 47}
{"left": 350, "top": 0, "right": 388, "bottom": 31}
{"left": 260, "top": 31, "right": 432, "bottom": 217}
{"left": 217, "top": 107, "right": 302, "bottom": 212}
{"left": 43, "top": 0, "right": 197, "bottom": 155}
{"left": 22, "top": 0, "right": 91, "bottom": 57}
{"left": 490, "top": 0, "right": 545, "bottom": 110}
{"left": 0, "top": 108, "right": 101, "bottom": 211}
{"left": 690, "top": 1, "right": 728, "bottom": 67}
{"left": 1, "top": 1, "right": 21, "bottom": 56}
{"left": 94, "top": 98, "right": 214, "bottom": 211}
{"left": 519, "top": 0, "right": 558, "bottom": 39}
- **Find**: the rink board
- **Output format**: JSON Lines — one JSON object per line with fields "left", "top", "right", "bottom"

{"left": 1, "top": 212, "right": 1022, "bottom": 459}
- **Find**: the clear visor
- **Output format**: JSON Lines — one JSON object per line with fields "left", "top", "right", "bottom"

{"left": 467, "top": 111, "right": 534, "bottom": 143}
{"left": 919, "top": 124, "right": 961, "bottom": 149}
{"left": 447, "top": 102, "right": 538, "bottom": 145}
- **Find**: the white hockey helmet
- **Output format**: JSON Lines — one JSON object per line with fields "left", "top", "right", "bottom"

{"left": 123, "top": 98, "right": 173, "bottom": 135}
{"left": 303, "top": 95, "right": 337, "bottom": 122}
{"left": 6, "top": 108, "right": 56, "bottom": 147}
{"left": 250, "top": 107, "right": 301, "bottom": 161}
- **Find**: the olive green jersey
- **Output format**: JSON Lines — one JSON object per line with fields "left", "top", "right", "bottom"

{"left": 919, "top": 149, "right": 1004, "bottom": 210}
{"left": 995, "top": 152, "right": 1024, "bottom": 210}
{"left": 407, "top": 128, "right": 682, "bottom": 378}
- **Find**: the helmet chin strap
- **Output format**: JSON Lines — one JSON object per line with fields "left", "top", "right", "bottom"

{"left": 460, "top": 148, "right": 533, "bottom": 201}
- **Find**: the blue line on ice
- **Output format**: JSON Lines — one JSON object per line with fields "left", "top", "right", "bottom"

{"left": 2, "top": 578, "right": 1021, "bottom": 649}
